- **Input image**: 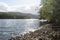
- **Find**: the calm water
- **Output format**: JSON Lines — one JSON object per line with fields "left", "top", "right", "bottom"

{"left": 0, "top": 19, "right": 39, "bottom": 40}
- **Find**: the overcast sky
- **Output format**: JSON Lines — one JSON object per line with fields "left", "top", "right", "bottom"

{"left": 0, "top": 0, "right": 41, "bottom": 15}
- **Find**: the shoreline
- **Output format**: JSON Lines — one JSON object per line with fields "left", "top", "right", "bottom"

{"left": 9, "top": 24, "right": 60, "bottom": 40}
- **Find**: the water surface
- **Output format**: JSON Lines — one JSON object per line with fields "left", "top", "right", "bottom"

{"left": 0, "top": 19, "right": 39, "bottom": 40}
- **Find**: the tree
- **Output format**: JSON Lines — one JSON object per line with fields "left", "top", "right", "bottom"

{"left": 40, "top": 0, "right": 60, "bottom": 25}
{"left": 40, "top": 0, "right": 53, "bottom": 20}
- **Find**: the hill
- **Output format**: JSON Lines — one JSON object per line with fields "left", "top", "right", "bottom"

{"left": 0, "top": 12, "right": 39, "bottom": 19}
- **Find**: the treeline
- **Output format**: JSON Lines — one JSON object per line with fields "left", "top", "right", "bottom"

{"left": 40, "top": 0, "right": 60, "bottom": 25}
{"left": 0, "top": 12, "right": 30, "bottom": 19}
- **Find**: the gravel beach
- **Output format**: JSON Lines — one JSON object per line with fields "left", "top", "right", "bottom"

{"left": 9, "top": 24, "right": 60, "bottom": 40}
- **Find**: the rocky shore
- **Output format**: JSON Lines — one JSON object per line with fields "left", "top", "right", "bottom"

{"left": 9, "top": 24, "right": 60, "bottom": 40}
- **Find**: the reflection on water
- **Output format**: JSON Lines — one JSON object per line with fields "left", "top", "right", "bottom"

{"left": 0, "top": 19, "right": 39, "bottom": 40}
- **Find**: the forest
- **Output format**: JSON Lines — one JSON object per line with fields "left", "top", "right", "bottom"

{"left": 0, "top": 12, "right": 39, "bottom": 19}
{"left": 40, "top": 0, "right": 60, "bottom": 25}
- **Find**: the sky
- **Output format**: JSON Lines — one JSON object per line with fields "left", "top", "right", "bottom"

{"left": 0, "top": 0, "right": 41, "bottom": 15}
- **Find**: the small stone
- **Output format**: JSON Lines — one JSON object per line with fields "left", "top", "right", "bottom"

{"left": 38, "top": 38, "right": 42, "bottom": 40}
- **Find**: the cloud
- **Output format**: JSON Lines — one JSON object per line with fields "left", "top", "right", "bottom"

{"left": 0, "top": 2, "right": 9, "bottom": 12}
{"left": 0, "top": 2, "right": 39, "bottom": 15}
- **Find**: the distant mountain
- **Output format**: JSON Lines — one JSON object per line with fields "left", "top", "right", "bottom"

{"left": 0, "top": 12, "right": 39, "bottom": 19}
